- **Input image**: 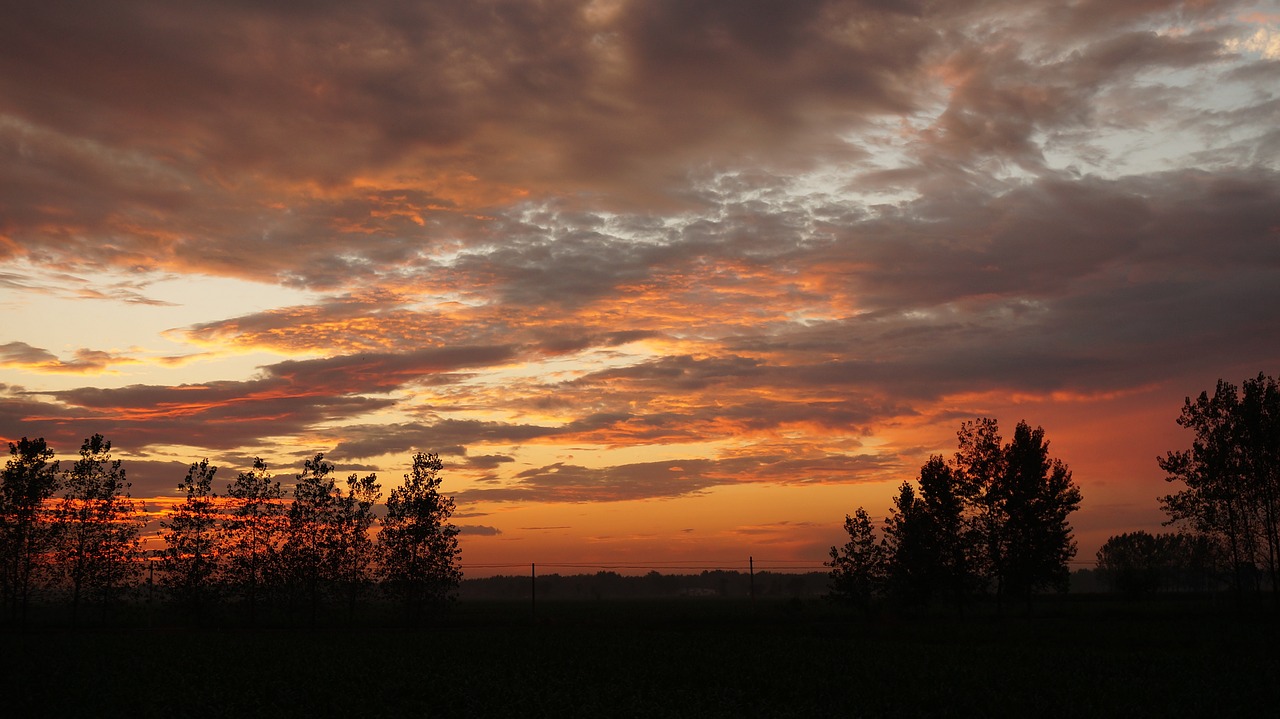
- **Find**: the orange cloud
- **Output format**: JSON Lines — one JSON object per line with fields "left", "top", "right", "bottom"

{"left": 0, "top": 342, "right": 140, "bottom": 375}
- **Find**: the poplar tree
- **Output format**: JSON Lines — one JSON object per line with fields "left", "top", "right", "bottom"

{"left": 1, "top": 437, "right": 60, "bottom": 625}
{"left": 998, "top": 421, "right": 1082, "bottom": 602}
{"left": 883, "top": 480, "right": 937, "bottom": 605}
{"left": 57, "top": 434, "right": 141, "bottom": 625}
{"left": 826, "top": 507, "right": 884, "bottom": 610}
{"left": 952, "top": 418, "right": 1004, "bottom": 591}
{"left": 280, "top": 453, "right": 340, "bottom": 626}
{"left": 844, "top": 418, "right": 1082, "bottom": 611}
{"left": 950, "top": 419, "right": 1081, "bottom": 606}
{"left": 916, "top": 455, "right": 972, "bottom": 607}
{"left": 332, "top": 471, "right": 381, "bottom": 620}
{"left": 379, "top": 452, "right": 461, "bottom": 620}
{"left": 222, "top": 458, "right": 285, "bottom": 623}
{"left": 1160, "top": 373, "right": 1280, "bottom": 595}
{"left": 160, "top": 459, "right": 222, "bottom": 612}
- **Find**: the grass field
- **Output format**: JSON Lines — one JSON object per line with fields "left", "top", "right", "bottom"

{"left": 4, "top": 597, "right": 1278, "bottom": 717}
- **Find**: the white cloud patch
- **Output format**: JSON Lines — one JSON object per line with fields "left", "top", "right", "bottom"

{"left": 1226, "top": 26, "right": 1280, "bottom": 59}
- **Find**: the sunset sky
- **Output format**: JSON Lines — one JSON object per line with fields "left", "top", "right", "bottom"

{"left": 2, "top": 0, "right": 1278, "bottom": 574}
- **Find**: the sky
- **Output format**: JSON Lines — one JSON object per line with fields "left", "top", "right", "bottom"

{"left": 2, "top": 0, "right": 1279, "bottom": 575}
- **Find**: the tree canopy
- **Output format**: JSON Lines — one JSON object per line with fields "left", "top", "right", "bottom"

{"left": 58, "top": 434, "right": 141, "bottom": 624}
{"left": 829, "top": 418, "right": 1082, "bottom": 609}
{"left": 379, "top": 452, "right": 462, "bottom": 620}
{"left": 0, "top": 437, "right": 60, "bottom": 624}
{"left": 1159, "top": 372, "right": 1280, "bottom": 594}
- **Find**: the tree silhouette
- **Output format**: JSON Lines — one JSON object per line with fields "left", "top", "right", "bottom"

{"left": 159, "top": 459, "right": 222, "bottom": 612}
{"left": 998, "top": 421, "right": 1082, "bottom": 603}
{"left": 838, "top": 418, "right": 1082, "bottom": 610}
{"left": 951, "top": 418, "right": 1005, "bottom": 598}
{"left": 1096, "top": 531, "right": 1225, "bottom": 595}
{"left": 1238, "top": 373, "right": 1280, "bottom": 593}
{"left": 1160, "top": 373, "right": 1280, "bottom": 595}
{"left": 883, "top": 480, "right": 939, "bottom": 606}
{"left": 56, "top": 434, "right": 141, "bottom": 625}
{"left": 826, "top": 507, "right": 884, "bottom": 610}
{"left": 280, "top": 453, "right": 340, "bottom": 627}
{"left": 1, "top": 437, "right": 60, "bottom": 625}
{"left": 378, "top": 452, "right": 461, "bottom": 621}
{"left": 949, "top": 419, "right": 1082, "bottom": 607}
{"left": 332, "top": 471, "right": 381, "bottom": 620}
{"left": 1096, "top": 531, "right": 1163, "bottom": 595}
{"left": 916, "top": 455, "right": 973, "bottom": 609}
{"left": 221, "top": 457, "right": 285, "bottom": 624}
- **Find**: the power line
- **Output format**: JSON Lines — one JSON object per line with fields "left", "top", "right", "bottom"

{"left": 460, "top": 557, "right": 1100, "bottom": 571}
{"left": 459, "top": 560, "right": 831, "bottom": 572}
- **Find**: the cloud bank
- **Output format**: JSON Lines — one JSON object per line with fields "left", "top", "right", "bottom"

{"left": 2, "top": 1, "right": 1277, "bottom": 558}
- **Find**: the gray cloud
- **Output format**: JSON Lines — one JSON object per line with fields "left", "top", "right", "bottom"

{"left": 456, "top": 452, "right": 898, "bottom": 504}
{"left": 0, "top": 0, "right": 926, "bottom": 287}
{"left": 1, "top": 0, "right": 1277, "bottom": 565}
{"left": 1, "top": 0, "right": 1269, "bottom": 295}
{"left": 456, "top": 459, "right": 726, "bottom": 503}
{"left": 0, "top": 343, "right": 518, "bottom": 454}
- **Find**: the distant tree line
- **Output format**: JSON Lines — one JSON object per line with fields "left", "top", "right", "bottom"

{"left": 1094, "top": 531, "right": 1221, "bottom": 595}
{"left": 461, "top": 570, "right": 832, "bottom": 601}
{"left": 1094, "top": 372, "right": 1280, "bottom": 597}
{"left": 827, "top": 418, "right": 1083, "bottom": 611}
{"left": 0, "top": 435, "right": 461, "bottom": 628}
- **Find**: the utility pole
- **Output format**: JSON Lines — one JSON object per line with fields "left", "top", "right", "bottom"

{"left": 749, "top": 556, "right": 755, "bottom": 604}
{"left": 531, "top": 562, "right": 536, "bottom": 622}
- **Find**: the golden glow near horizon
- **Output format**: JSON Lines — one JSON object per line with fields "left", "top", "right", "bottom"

{"left": 3, "top": 1, "right": 1279, "bottom": 571}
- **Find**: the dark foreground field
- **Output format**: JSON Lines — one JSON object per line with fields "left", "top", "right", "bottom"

{"left": 4, "top": 597, "right": 1279, "bottom": 717}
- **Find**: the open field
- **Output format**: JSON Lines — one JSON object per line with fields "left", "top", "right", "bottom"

{"left": 4, "top": 597, "right": 1279, "bottom": 717}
